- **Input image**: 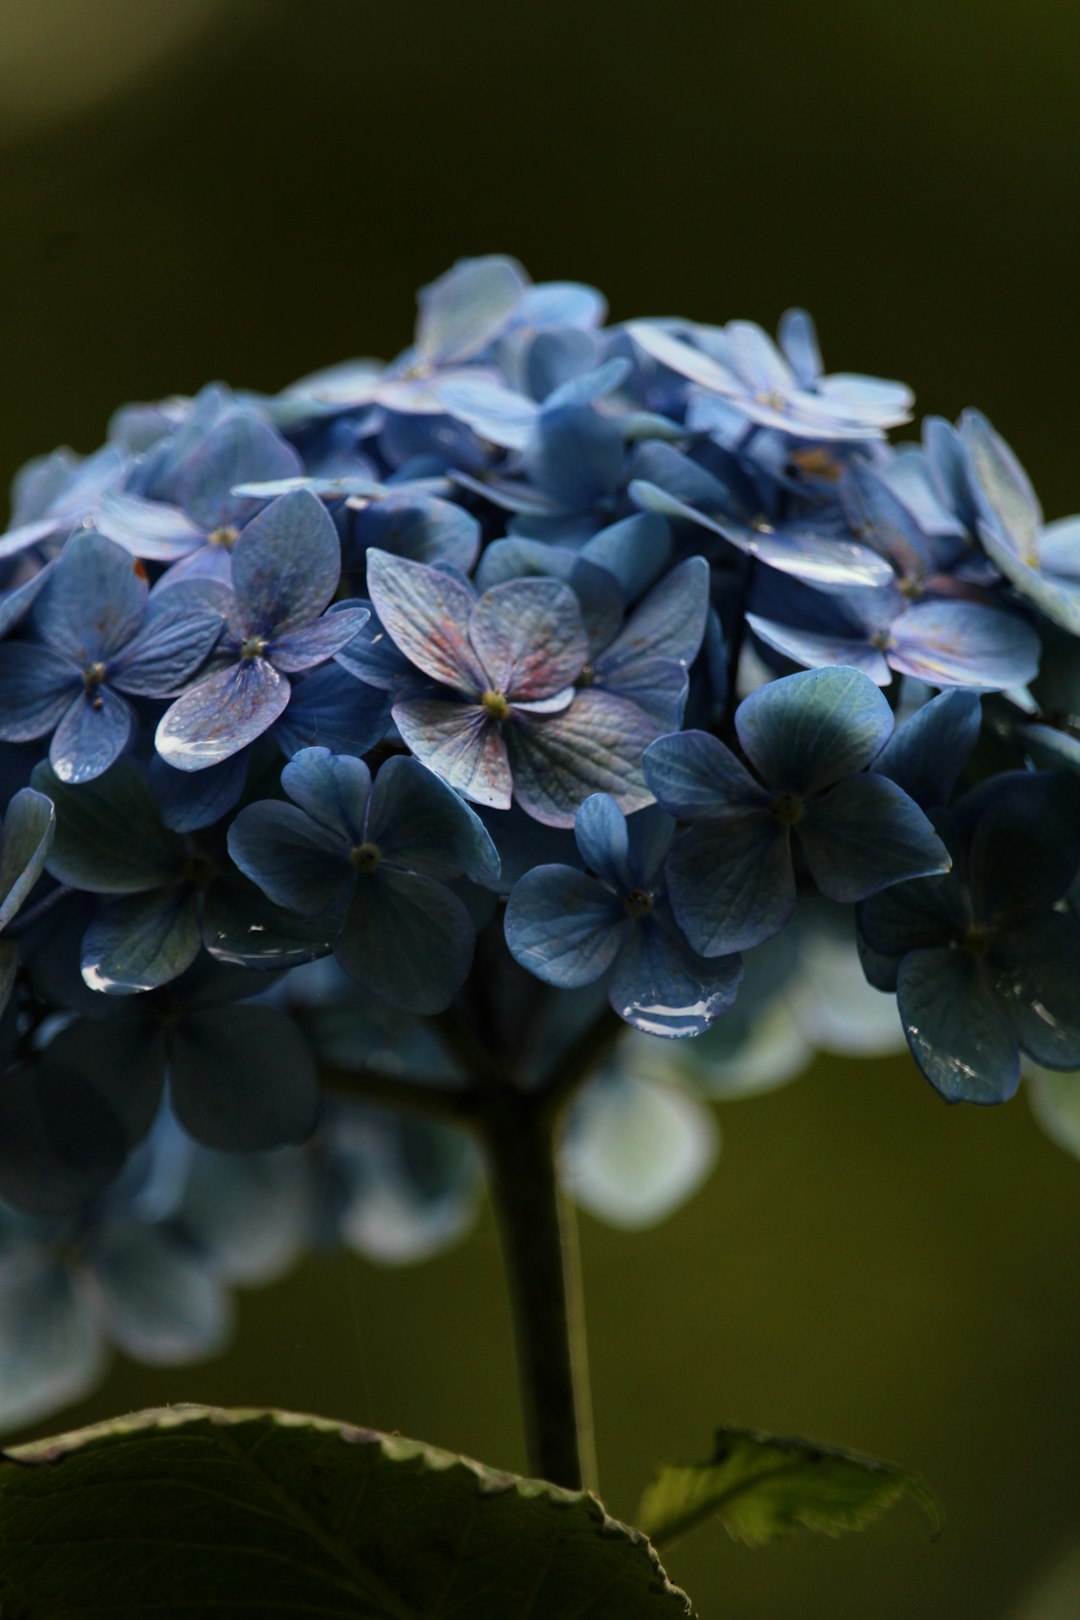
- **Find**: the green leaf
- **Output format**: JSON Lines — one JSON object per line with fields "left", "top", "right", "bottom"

{"left": 635, "top": 1425, "right": 943, "bottom": 1549}
{"left": 0, "top": 1405, "right": 695, "bottom": 1619}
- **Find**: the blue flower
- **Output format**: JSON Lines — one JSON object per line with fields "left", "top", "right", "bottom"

{"left": 505, "top": 793, "right": 742, "bottom": 1036}
{"left": 0, "top": 531, "right": 223, "bottom": 782}
{"left": 155, "top": 490, "right": 368, "bottom": 770}
{"left": 644, "top": 666, "right": 951, "bottom": 956}
{"left": 228, "top": 747, "right": 500, "bottom": 1014}
{"left": 857, "top": 770, "right": 1080, "bottom": 1103}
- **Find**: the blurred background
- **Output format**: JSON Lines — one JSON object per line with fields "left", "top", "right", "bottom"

{"left": 2, "top": 2, "right": 1080, "bottom": 1616}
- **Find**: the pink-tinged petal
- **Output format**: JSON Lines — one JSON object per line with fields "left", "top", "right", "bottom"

{"left": 392, "top": 698, "right": 512, "bottom": 809}
{"left": 155, "top": 659, "right": 290, "bottom": 771}
{"left": 507, "top": 690, "right": 659, "bottom": 828}
{"left": 366, "top": 549, "right": 486, "bottom": 693}
{"left": 468, "top": 577, "right": 587, "bottom": 700}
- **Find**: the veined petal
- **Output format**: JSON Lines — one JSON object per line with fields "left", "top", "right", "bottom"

{"left": 33, "top": 530, "right": 148, "bottom": 661}
{"left": 269, "top": 605, "right": 370, "bottom": 673}
{"left": 505, "top": 865, "right": 626, "bottom": 987}
{"left": 872, "top": 689, "right": 982, "bottom": 810}
{"left": 0, "top": 643, "right": 79, "bottom": 740}
{"left": 107, "top": 607, "right": 222, "bottom": 696}
{"left": 897, "top": 945, "right": 1019, "bottom": 1104}
{"left": 469, "top": 577, "right": 588, "bottom": 700}
{"left": 32, "top": 759, "right": 185, "bottom": 892}
{"left": 336, "top": 868, "right": 476, "bottom": 1014}
{"left": 643, "top": 730, "right": 767, "bottom": 821}
{"left": 608, "top": 917, "right": 742, "bottom": 1037}
{"left": 176, "top": 409, "right": 302, "bottom": 532}
{"left": 95, "top": 490, "right": 204, "bottom": 561}
{"left": 797, "top": 774, "right": 951, "bottom": 903}
{"left": 664, "top": 813, "right": 795, "bottom": 956}
{"left": 273, "top": 662, "right": 391, "bottom": 759}
{"left": 231, "top": 489, "right": 342, "bottom": 637}
{"left": 367, "top": 755, "right": 500, "bottom": 884}
{"left": 366, "top": 548, "right": 485, "bottom": 692}
{"left": 735, "top": 666, "right": 894, "bottom": 792}
{"left": 351, "top": 491, "right": 480, "bottom": 573}
{"left": 49, "top": 686, "right": 133, "bottom": 785}
{"left": 992, "top": 913, "right": 1080, "bottom": 1070}
{"left": 415, "top": 254, "right": 526, "bottom": 365}
{"left": 599, "top": 556, "right": 709, "bottom": 673}
{"left": 573, "top": 793, "right": 633, "bottom": 892}
{"left": 392, "top": 698, "right": 511, "bottom": 808}
{"left": 279, "top": 747, "right": 371, "bottom": 843}
{"left": 747, "top": 613, "right": 893, "bottom": 686}
{"left": 156, "top": 658, "right": 290, "bottom": 770}
{"left": 81, "top": 888, "right": 202, "bottom": 994}
{"left": 227, "top": 800, "right": 353, "bottom": 914}
{"left": 0, "top": 788, "right": 55, "bottom": 931}
{"left": 887, "top": 599, "right": 1040, "bottom": 689}
{"left": 507, "top": 689, "right": 658, "bottom": 827}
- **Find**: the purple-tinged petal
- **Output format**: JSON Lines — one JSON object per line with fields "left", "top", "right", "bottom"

{"left": 0, "top": 559, "right": 58, "bottom": 638}
{"left": 351, "top": 491, "right": 480, "bottom": 573}
{"left": 231, "top": 489, "right": 342, "bottom": 638}
{"left": 107, "top": 606, "right": 222, "bottom": 697}
{"left": 506, "top": 689, "right": 659, "bottom": 827}
{"left": 473, "top": 538, "right": 623, "bottom": 655}
{"left": 336, "top": 868, "right": 476, "bottom": 1014}
{"left": 392, "top": 698, "right": 511, "bottom": 808}
{"left": 664, "top": 811, "right": 795, "bottom": 956}
{"left": 94, "top": 490, "right": 205, "bottom": 561}
{"left": 643, "top": 730, "right": 769, "bottom": 820}
{"left": 49, "top": 686, "right": 133, "bottom": 784}
{"left": 415, "top": 254, "right": 526, "bottom": 366}
{"left": 177, "top": 410, "right": 302, "bottom": 533}
{"left": 609, "top": 917, "right": 742, "bottom": 1037}
{"left": 0, "top": 516, "right": 60, "bottom": 561}
{"left": 735, "top": 666, "right": 894, "bottom": 792}
{"left": 33, "top": 530, "right": 148, "bottom": 661}
{"left": 0, "top": 643, "right": 78, "bottom": 740}
{"left": 840, "top": 460, "right": 935, "bottom": 578}
{"left": 897, "top": 946, "right": 1019, "bottom": 1104}
{"left": 886, "top": 598, "right": 1040, "bottom": 689}
{"left": 155, "top": 658, "right": 290, "bottom": 771}
{"left": 227, "top": 800, "right": 353, "bottom": 914}
{"left": 727, "top": 319, "right": 796, "bottom": 395}
{"left": 366, "top": 549, "right": 485, "bottom": 692}
{"left": 469, "top": 577, "right": 588, "bottom": 700}
{"left": 367, "top": 755, "right": 500, "bottom": 884}
{"left": 593, "top": 654, "right": 688, "bottom": 731}
{"left": 746, "top": 612, "right": 893, "bottom": 685}
{"left": 978, "top": 520, "right": 1080, "bottom": 637}
{"left": 598, "top": 556, "right": 709, "bottom": 674}
{"left": 269, "top": 604, "right": 370, "bottom": 673}
{"left": 797, "top": 773, "right": 951, "bottom": 903}
{"left": 505, "top": 865, "right": 626, "bottom": 987}
{"left": 81, "top": 888, "right": 202, "bottom": 994}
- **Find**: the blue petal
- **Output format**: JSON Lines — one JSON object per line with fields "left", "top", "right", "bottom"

{"left": 872, "top": 690, "right": 982, "bottom": 809}
{"left": 149, "top": 749, "right": 249, "bottom": 833}
{"left": 274, "top": 662, "right": 391, "bottom": 759}
{"left": 81, "top": 888, "right": 202, "bottom": 994}
{"left": 961, "top": 409, "right": 1043, "bottom": 554}
{"left": 366, "top": 549, "right": 485, "bottom": 691}
{"left": 107, "top": 603, "right": 222, "bottom": 697}
{"left": 856, "top": 870, "right": 966, "bottom": 959}
{"left": 270, "top": 604, "right": 370, "bottom": 673}
{"left": 747, "top": 613, "right": 892, "bottom": 686}
{"left": 176, "top": 409, "right": 302, "bottom": 532}
{"left": 473, "top": 538, "right": 623, "bottom": 655}
{"left": 367, "top": 755, "right": 500, "bottom": 884}
{"left": 49, "top": 685, "right": 133, "bottom": 785}
{"left": 89, "top": 1223, "right": 230, "bottom": 1363}
{"left": 0, "top": 1061, "right": 133, "bottom": 1215}
{"left": 0, "top": 560, "right": 58, "bottom": 640}
{"left": 513, "top": 280, "right": 606, "bottom": 330}
{"left": 840, "top": 459, "right": 936, "bottom": 577}
{"left": 592, "top": 654, "right": 688, "bottom": 731}
{"left": 469, "top": 577, "right": 587, "bottom": 700}
{"left": 886, "top": 599, "right": 1040, "bottom": 689}
{"left": 573, "top": 793, "right": 632, "bottom": 891}
{"left": 169, "top": 1003, "right": 319, "bottom": 1149}
{"left": 582, "top": 513, "right": 672, "bottom": 599}
{"left": 155, "top": 658, "right": 290, "bottom": 770}
{"left": 507, "top": 690, "right": 659, "bottom": 827}
{"left": 735, "top": 666, "right": 894, "bottom": 791}
{"left": 95, "top": 490, "right": 205, "bottom": 561}
{"left": 663, "top": 812, "right": 795, "bottom": 955}
{"left": 231, "top": 489, "right": 342, "bottom": 638}
{"left": 278, "top": 748, "right": 369, "bottom": 845}
{"left": 778, "top": 308, "right": 822, "bottom": 387}
{"left": 0, "top": 1253, "right": 104, "bottom": 1431}
{"left": 0, "top": 643, "right": 79, "bottom": 740}
{"left": 897, "top": 945, "right": 1019, "bottom": 1104}
{"left": 0, "top": 788, "right": 55, "bottom": 932}
{"left": 522, "top": 404, "right": 624, "bottom": 510}
{"left": 31, "top": 759, "right": 185, "bottom": 892}
{"left": 608, "top": 915, "right": 742, "bottom": 1036}
{"left": 332, "top": 598, "right": 428, "bottom": 696}
{"left": 351, "top": 490, "right": 480, "bottom": 572}
{"left": 430, "top": 375, "right": 538, "bottom": 449}
{"left": 643, "top": 729, "right": 768, "bottom": 820}
{"left": 392, "top": 698, "right": 511, "bottom": 808}
{"left": 626, "top": 321, "right": 740, "bottom": 395}
{"left": 600, "top": 555, "right": 709, "bottom": 672}
{"left": 797, "top": 773, "right": 951, "bottom": 903}
{"left": 505, "top": 865, "right": 625, "bottom": 987}
{"left": 968, "top": 770, "right": 1080, "bottom": 919}
{"left": 336, "top": 868, "right": 476, "bottom": 1014}
{"left": 415, "top": 255, "right": 526, "bottom": 365}
{"left": 201, "top": 875, "right": 336, "bottom": 969}
{"left": 227, "top": 800, "right": 352, "bottom": 913}
{"left": 33, "top": 530, "right": 148, "bottom": 661}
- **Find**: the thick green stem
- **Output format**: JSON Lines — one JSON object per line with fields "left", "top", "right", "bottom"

{"left": 483, "top": 1091, "right": 597, "bottom": 1494}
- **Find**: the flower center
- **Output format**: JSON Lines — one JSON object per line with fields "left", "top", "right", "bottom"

{"left": 624, "top": 889, "right": 655, "bottom": 919}
{"left": 963, "top": 922, "right": 992, "bottom": 958}
{"left": 240, "top": 636, "right": 268, "bottom": 661}
{"left": 208, "top": 526, "right": 239, "bottom": 549}
{"left": 482, "top": 689, "right": 510, "bottom": 721}
{"left": 350, "top": 842, "right": 382, "bottom": 874}
{"left": 755, "top": 388, "right": 787, "bottom": 411}
{"left": 181, "top": 852, "right": 218, "bottom": 887}
{"left": 770, "top": 789, "right": 804, "bottom": 827}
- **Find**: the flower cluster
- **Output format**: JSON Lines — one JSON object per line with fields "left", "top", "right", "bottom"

{"left": 3, "top": 255, "right": 1080, "bottom": 1426}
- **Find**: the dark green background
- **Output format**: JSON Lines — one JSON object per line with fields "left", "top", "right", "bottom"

{"left": 3, "top": 5, "right": 1080, "bottom": 1616}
